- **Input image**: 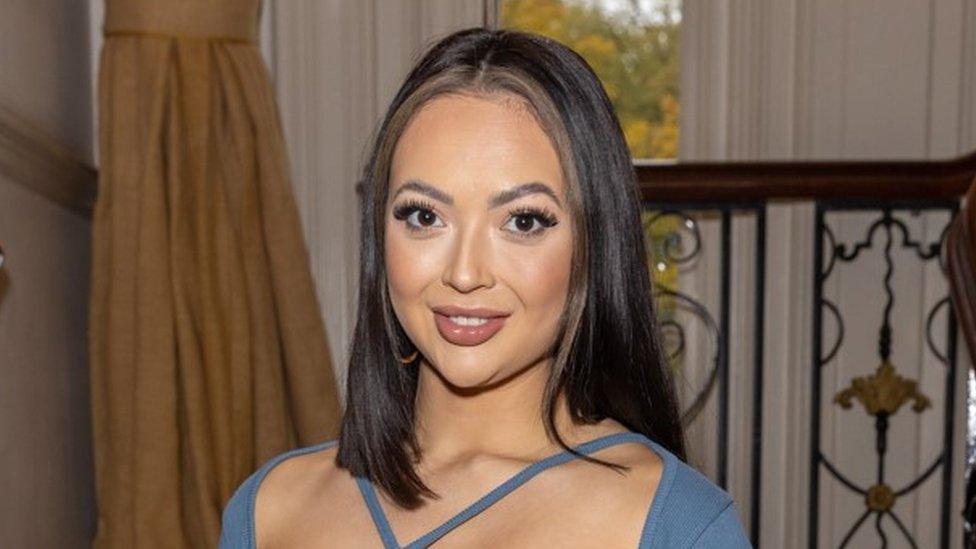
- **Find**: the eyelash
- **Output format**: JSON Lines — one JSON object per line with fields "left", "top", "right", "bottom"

{"left": 391, "top": 199, "right": 559, "bottom": 239}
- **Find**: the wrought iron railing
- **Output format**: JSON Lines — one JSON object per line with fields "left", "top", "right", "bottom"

{"left": 636, "top": 151, "right": 975, "bottom": 548}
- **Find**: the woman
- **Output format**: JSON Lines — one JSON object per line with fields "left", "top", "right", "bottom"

{"left": 220, "top": 27, "right": 750, "bottom": 548}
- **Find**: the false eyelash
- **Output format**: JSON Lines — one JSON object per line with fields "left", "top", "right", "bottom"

{"left": 509, "top": 205, "right": 559, "bottom": 228}
{"left": 390, "top": 200, "right": 559, "bottom": 238}
{"left": 392, "top": 199, "right": 440, "bottom": 232}
{"left": 392, "top": 198, "right": 436, "bottom": 220}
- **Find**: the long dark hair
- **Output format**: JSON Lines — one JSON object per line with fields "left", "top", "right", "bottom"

{"left": 336, "top": 27, "right": 685, "bottom": 509}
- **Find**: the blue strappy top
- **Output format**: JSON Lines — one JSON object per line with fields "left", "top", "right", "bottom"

{"left": 219, "top": 431, "right": 751, "bottom": 548}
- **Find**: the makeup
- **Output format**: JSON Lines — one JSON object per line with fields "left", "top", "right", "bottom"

{"left": 433, "top": 311, "right": 507, "bottom": 346}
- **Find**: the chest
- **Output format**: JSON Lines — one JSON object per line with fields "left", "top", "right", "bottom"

{"left": 269, "top": 478, "right": 649, "bottom": 549}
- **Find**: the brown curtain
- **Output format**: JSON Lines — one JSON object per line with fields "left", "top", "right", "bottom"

{"left": 89, "top": 1, "right": 341, "bottom": 547}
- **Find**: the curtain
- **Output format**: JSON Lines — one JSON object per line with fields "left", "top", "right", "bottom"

{"left": 89, "top": 1, "right": 341, "bottom": 547}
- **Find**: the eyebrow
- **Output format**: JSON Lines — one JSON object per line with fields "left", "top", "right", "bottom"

{"left": 391, "top": 179, "right": 563, "bottom": 210}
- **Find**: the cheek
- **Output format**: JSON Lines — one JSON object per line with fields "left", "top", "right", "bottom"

{"left": 384, "top": 227, "right": 443, "bottom": 315}
{"left": 385, "top": 231, "right": 417, "bottom": 316}
{"left": 501, "top": 232, "right": 574, "bottom": 319}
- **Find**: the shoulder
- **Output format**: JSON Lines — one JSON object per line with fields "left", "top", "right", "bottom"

{"left": 636, "top": 438, "right": 751, "bottom": 548}
{"left": 218, "top": 439, "right": 340, "bottom": 549}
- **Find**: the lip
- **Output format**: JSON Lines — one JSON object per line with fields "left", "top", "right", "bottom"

{"left": 431, "top": 305, "right": 511, "bottom": 318}
{"left": 432, "top": 305, "right": 511, "bottom": 346}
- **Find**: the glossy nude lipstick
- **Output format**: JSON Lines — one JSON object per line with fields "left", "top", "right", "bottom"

{"left": 431, "top": 305, "right": 510, "bottom": 346}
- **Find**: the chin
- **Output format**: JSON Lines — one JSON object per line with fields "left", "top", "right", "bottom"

{"left": 424, "top": 351, "right": 508, "bottom": 391}
{"left": 426, "top": 347, "right": 546, "bottom": 394}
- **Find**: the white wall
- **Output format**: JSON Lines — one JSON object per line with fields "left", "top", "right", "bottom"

{"left": 0, "top": 1, "right": 95, "bottom": 546}
{"left": 1, "top": 0, "right": 94, "bottom": 165}
{"left": 0, "top": 176, "right": 94, "bottom": 548}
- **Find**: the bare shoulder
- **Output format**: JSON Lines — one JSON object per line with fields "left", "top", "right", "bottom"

{"left": 531, "top": 427, "right": 665, "bottom": 547}
{"left": 567, "top": 421, "right": 666, "bottom": 492}
{"left": 588, "top": 433, "right": 666, "bottom": 546}
{"left": 253, "top": 443, "right": 364, "bottom": 548}
{"left": 579, "top": 432, "right": 665, "bottom": 505}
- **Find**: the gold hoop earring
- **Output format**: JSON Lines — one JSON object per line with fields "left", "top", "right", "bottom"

{"left": 399, "top": 350, "right": 419, "bottom": 364}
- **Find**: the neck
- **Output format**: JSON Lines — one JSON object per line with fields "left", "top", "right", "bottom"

{"left": 412, "top": 357, "right": 583, "bottom": 463}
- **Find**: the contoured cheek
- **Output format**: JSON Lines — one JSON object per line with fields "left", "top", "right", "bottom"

{"left": 495, "top": 229, "right": 573, "bottom": 354}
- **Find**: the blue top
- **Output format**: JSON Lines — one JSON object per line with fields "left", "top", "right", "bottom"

{"left": 219, "top": 431, "right": 751, "bottom": 548}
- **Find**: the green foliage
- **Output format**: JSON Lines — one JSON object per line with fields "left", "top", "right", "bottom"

{"left": 500, "top": 0, "right": 680, "bottom": 159}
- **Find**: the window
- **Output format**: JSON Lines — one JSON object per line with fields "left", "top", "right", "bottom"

{"left": 499, "top": 0, "right": 681, "bottom": 160}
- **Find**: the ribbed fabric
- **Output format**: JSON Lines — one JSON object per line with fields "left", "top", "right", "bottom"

{"left": 104, "top": 0, "right": 260, "bottom": 42}
{"left": 219, "top": 432, "right": 752, "bottom": 548}
{"left": 91, "top": 1, "right": 341, "bottom": 546}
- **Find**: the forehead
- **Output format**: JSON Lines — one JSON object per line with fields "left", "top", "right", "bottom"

{"left": 389, "top": 93, "right": 566, "bottom": 198}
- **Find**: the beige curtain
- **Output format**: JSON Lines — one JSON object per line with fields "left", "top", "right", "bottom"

{"left": 89, "top": 1, "right": 341, "bottom": 547}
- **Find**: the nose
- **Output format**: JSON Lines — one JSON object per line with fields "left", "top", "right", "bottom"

{"left": 442, "top": 222, "right": 494, "bottom": 293}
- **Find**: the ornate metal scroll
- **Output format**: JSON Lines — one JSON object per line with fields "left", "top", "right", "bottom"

{"left": 811, "top": 203, "right": 959, "bottom": 549}
{"left": 643, "top": 202, "right": 766, "bottom": 545}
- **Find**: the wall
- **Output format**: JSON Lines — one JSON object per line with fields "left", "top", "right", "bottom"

{"left": 1, "top": 1, "right": 93, "bottom": 165}
{"left": 0, "top": 0, "right": 96, "bottom": 546}
{"left": 0, "top": 176, "right": 94, "bottom": 548}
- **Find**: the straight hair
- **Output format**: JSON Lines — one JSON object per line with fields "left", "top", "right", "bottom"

{"left": 337, "top": 27, "right": 686, "bottom": 509}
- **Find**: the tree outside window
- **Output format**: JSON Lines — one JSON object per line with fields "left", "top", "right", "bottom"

{"left": 499, "top": 0, "right": 680, "bottom": 160}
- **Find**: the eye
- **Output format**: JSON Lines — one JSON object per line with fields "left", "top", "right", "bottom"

{"left": 502, "top": 206, "right": 559, "bottom": 238}
{"left": 392, "top": 199, "right": 445, "bottom": 232}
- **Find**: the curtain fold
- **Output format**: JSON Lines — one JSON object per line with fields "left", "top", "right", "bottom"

{"left": 89, "top": 1, "right": 341, "bottom": 547}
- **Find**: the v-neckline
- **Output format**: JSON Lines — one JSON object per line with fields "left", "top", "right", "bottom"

{"left": 354, "top": 430, "right": 667, "bottom": 549}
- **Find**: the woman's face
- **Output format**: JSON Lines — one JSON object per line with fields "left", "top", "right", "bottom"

{"left": 385, "top": 92, "right": 573, "bottom": 389}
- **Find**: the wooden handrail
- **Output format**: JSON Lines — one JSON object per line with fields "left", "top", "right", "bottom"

{"left": 0, "top": 105, "right": 97, "bottom": 218}
{"left": 636, "top": 149, "right": 976, "bottom": 203}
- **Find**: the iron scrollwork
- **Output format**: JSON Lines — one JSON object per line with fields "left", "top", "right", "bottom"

{"left": 643, "top": 203, "right": 766, "bottom": 546}
{"left": 812, "top": 204, "right": 959, "bottom": 549}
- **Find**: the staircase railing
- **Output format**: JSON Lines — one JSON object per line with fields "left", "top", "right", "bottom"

{"left": 635, "top": 150, "right": 975, "bottom": 548}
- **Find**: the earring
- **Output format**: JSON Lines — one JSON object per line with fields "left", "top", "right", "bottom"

{"left": 399, "top": 350, "right": 419, "bottom": 364}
